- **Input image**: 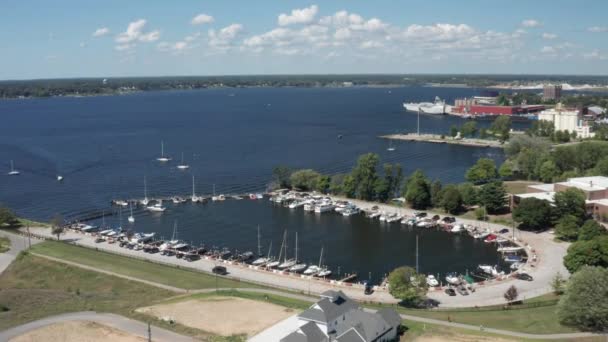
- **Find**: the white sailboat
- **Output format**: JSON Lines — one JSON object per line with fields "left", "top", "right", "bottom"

{"left": 177, "top": 152, "right": 189, "bottom": 170}
{"left": 304, "top": 246, "right": 324, "bottom": 275}
{"left": 128, "top": 203, "right": 135, "bottom": 223}
{"left": 56, "top": 175, "right": 64, "bottom": 182}
{"left": 266, "top": 231, "right": 286, "bottom": 268}
{"left": 251, "top": 225, "right": 269, "bottom": 266}
{"left": 211, "top": 184, "right": 225, "bottom": 201}
{"left": 140, "top": 176, "right": 149, "bottom": 206}
{"left": 156, "top": 141, "right": 171, "bottom": 162}
{"left": 289, "top": 232, "right": 307, "bottom": 273}
{"left": 147, "top": 200, "right": 166, "bottom": 212}
{"left": 7, "top": 160, "right": 20, "bottom": 176}
{"left": 191, "top": 175, "right": 203, "bottom": 203}
{"left": 387, "top": 140, "right": 395, "bottom": 152}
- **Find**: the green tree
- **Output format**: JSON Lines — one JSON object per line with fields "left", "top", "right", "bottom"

{"left": 50, "top": 214, "right": 64, "bottom": 241}
{"left": 497, "top": 93, "right": 510, "bottom": 106}
{"left": 539, "top": 160, "right": 559, "bottom": 183}
{"left": 551, "top": 272, "right": 566, "bottom": 295}
{"left": 594, "top": 157, "right": 608, "bottom": 176}
{"left": 557, "top": 266, "right": 608, "bottom": 332}
{"left": 513, "top": 198, "right": 553, "bottom": 231}
{"left": 563, "top": 236, "right": 608, "bottom": 273}
{"left": 329, "top": 174, "right": 346, "bottom": 195}
{"left": 392, "top": 164, "right": 404, "bottom": 197}
{"left": 272, "top": 165, "right": 293, "bottom": 189}
{"left": 387, "top": 266, "right": 428, "bottom": 305}
{"left": 0, "top": 207, "right": 17, "bottom": 227}
{"left": 458, "top": 183, "right": 478, "bottom": 207}
{"left": 479, "top": 128, "right": 488, "bottom": 139}
{"left": 460, "top": 121, "right": 477, "bottom": 137}
{"left": 351, "top": 153, "right": 380, "bottom": 201}
{"left": 555, "top": 215, "right": 581, "bottom": 241}
{"left": 579, "top": 220, "right": 607, "bottom": 241}
{"left": 315, "top": 175, "right": 331, "bottom": 194}
{"left": 478, "top": 181, "right": 507, "bottom": 214}
{"left": 374, "top": 178, "right": 391, "bottom": 203}
{"left": 490, "top": 115, "right": 512, "bottom": 142}
{"left": 504, "top": 285, "right": 519, "bottom": 304}
{"left": 440, "top": 185, "right": 463, "bottom": 214}
{"left": 498, "top": 161, "right": 514, "bottom": 179}
{"left": 449, "top": 125, "right": 459, "bottom": 138}
{"left": 290, "top": 169, "right": 321, "bottom": 191}
{"left": 465, "top": 158, "right": 497, "bottom": 184}
{"left": 554, "top": 188, "right": 587, "bottom": 224}
{"left": 342, "top": 174, "right": 357, "bottom": 198}
{"left": 405, "top": 170, "right": 431, "bottom": 210}
{"left": 430, "top": 180, "right": 443, "bottom": 207}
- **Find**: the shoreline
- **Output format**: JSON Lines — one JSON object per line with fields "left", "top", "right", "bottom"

{"left": 381, "top": 133, "right": 504, "bottom": 149}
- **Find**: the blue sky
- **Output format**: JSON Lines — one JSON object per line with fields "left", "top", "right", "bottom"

{"left": 2, "top": 0, "right": 608, "bottom": 80}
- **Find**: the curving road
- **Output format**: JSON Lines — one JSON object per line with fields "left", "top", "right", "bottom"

{"left": 0, "top": 230, "right": 42, "bottom": 274}
{"left": 0, "top": 311, "right": 195, "bottom": 342}
{"left": 26, "top": 250, "right": 604, "bottom": 341}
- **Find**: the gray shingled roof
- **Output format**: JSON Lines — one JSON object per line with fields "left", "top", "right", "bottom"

{"left": 334, "top": 328, "right": 365, "bottom": 342}
{"left": 280, "top": 322, "right": 328, "bottom": 342}
{"left": 377, "top": 308, "right": 401, "bottom": 328}
{"left": 298, "top": 293, "right": 359, "bottom": 324}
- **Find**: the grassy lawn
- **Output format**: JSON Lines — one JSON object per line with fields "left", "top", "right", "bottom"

{"left": 198, "top": 289, "right": 312, "bottom": 311}
{"left": 30, "top": 240, "right": 258, "bottom": 290}
{"left": 401, "top": 319, "right": 520, "bottom": 341}
{"left": 0, "top": 252, "right": 174, "bottom": 331}
{"left": 0, "top": 237, "right": 10, "bottom": 253}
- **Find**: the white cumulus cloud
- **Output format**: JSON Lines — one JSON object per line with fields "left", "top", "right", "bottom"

{"left": 208, "top": 24, "right": 244, "bottom": 50}
{"left": 278, "top": 5, "right": 318, "bottom": 26}
{"left": 116, "top": 19, "right": 160, "bottom": 44}
{"left": 92, "top": 27, "right": 110, "bottom": 37}
{"left": 521, "top": 19, "right": 542, "bottom": 28}
{"left": 191, "top": 13, "right": 214, "bottom": 25}
{"left": 542, "top": 33, "right": 557, "bottom": 40}
{"left": 588, "top": 26, "right": 608, "bottom": 32}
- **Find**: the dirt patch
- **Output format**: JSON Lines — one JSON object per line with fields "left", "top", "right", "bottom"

{"left": 411, "top": 333, "right": 513, "bottom": 342}
{"left": 10, "top": 321, "right": 145, "bottom": 342}
{"left": 136, "top": 296, "right": 295, "bottom": 336}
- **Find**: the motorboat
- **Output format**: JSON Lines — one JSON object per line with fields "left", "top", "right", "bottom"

{"left": 177, "top": 152, "right": 189, "bottom": 170}
{"left": 342, "top": 207, "right": 360, "bottom": 217}
{"left": 401, "top": 217, "right": 416, "bottom": 225}
{"left": 147, "top": 201, "right": 166, "bottom": 212}
{"left": 484, "top": 234, "right": 498, "bottom": 243}
{"left": 495, "top": 237, "right": 509, "bottom": 244}
{"left": 288, "top": 200, "right": 303, "bottom": 209}
{"left": 156, "top": 140, "right": 171, "bottom": 162}
{"left": 314, "top": 202, "right": 335, "bottom": 213}
{"left": 367, "top": 211, "right": 381, "bottom": 219}
{"left": 497, "top": 246, "right": 524, "bottom": 253}
{"left": 478, "top": 264, "right": 502, "bottom": 277}
{"left": 403, "top": 96, "right": 451, "bottom": 115}
{"left": 416, "top": 218, "right": 435, "bottom": 228}
{"left": 317, "top": 268, "right": 332, "bottom": 277}
{"left": 504, "top": 255, "right": 523, "bottom": 263}
{"left": 7, "top": 160, "right": 20, "bottom": 175}
{"left": 450, "top": 224, "right": 463, "bottom": 233}
{"left": 304, "top": 265, "right": 321, "bottom": 276}
{"left": 303, "top": 202, "right": 316, "bottom": 212}
{"left": 386, "top": 213, "right": 403, "bottom": 223}
{"left": 113, "top": 200, "right": 128, "bottom": 207}
{"left": 171, "top": 196, "right": 186, "bottom": 204}
{"left": 57, "top": 175, "right": 64, "bottom": 182}
{"left": 445, "top": 273, "right": 461, "bottom": 285}
{"left": 473, "top": 231, "right": 490, "bottom": 239}
{"left": 426, "top": 275, "right": 439, "bottom": 287}
{"left": 238, "top": 251, "right": 255, "bottom": 262}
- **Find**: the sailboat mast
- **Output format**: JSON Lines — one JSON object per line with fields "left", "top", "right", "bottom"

{"left": 257, "top": 225, "right": 262, "bottom": 256}
{"left": 192, "top": 175, "right": 195, "bottom": 197}
{"left": 318, "top": 246, "right": 324, "bottom": 267}
{"left": 144, "top": 176, "right": 148, "bottom": 199}
{"left": 295, "top": 232, "right": 298, "bottom": 262}
{"left": 161, "top": 141, "right": 164, "bottom": 157}
{"left": 267, "top": 241, "right": 273, "bottom": 258}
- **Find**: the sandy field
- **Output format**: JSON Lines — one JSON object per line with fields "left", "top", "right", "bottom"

{"left": 136, "top": 296, "right": 295, "bottom": 336}
{"left": 10, "top": 321, "right": 146, "bottom": 342}
{"left": 411, "top": 334, "right": 512, "bottom": 342}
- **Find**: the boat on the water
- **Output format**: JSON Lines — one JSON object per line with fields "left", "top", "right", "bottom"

{"left": 403, "top": 96, "right": 451, "bottom": 114}
{"left": 497, "top": 246, "right": 524, "bottom": 253}
{"left": 140, "top": 176, "right": 150, "bottom": 206}
{"left": 147, "top": 200, "right": 166, "bottom": 212}
{"left": 128, "top": 203, "right": 135, "bottom": 223}
{"left": 177, "top": 152, "right": 189, "bottom": 170}
{"left": 426, "top": 275, "right": 439, "bottom": 287}
{"left": 156, "top": 140, "right": 171, "bottom": 162}
{"left": 7, "top": 160, "right": 20, "bottom": 176}
{"left": 445, "top": 273, "right": 461, "bottom": 285}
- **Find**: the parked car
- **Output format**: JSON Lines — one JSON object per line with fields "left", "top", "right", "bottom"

{"left": 415, "top": 212, "right": 427, "bottom": 218}
{"left": 442, "top": 216, "right": 456, "bottom": 223}
{"left": 432, "top": 215, "right": 441, "bottom": 221}
{"left": 212, "top": 266, "right": 228, "bottom": 275}
{"left": 515, "top": 273, "right": 533, "bottom": 281}
{"left": 444, "top": 288, "right": 456, "bottom": 296}
{"left": 364, "top": 281, "right": 374, "bottom": 295}
{"left": 498, "top": 228, "right": 509, "bottom": 234}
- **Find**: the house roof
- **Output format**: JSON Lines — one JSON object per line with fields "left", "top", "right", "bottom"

{"left": 299, "top": 292, "right": 359, "bottom": 324}
{"left": 280, "top": 322, "right": 328, "bottom": 342}
{"left": 334, "top": 328, "right": 366, "bottom": 342}
{"left": 335, "top": 309, "right": 396, "bottom": 342}
{"left": 377, "top": 308, "right": 401, "bottom": 328}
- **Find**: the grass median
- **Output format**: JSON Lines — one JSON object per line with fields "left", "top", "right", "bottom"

{"left": 30, "top": 240, "right": 258, "bottom": 290}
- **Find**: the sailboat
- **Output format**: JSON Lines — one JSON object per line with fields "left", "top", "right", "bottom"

{"left": 304, "top": 246, "right": 325, "bottom": 275}
{"left": 387, "top": 140, "right": 396, "bottom": 152}
{"left": 140, "top": 176, "right": 150, "bottom": 206}
{"left": 56, "top": 175, "right": 64, "bottom": 182}
{"left": 177, "top": 152, "right": 189, "bottom": 170}
{"left": 191, "top": 175, "right": 203, "bottom": 203}
{"left": 267, "top": 231, "right": 286, "bottom": 268}
{"left": 7, "top": 160, "right": 20, "bottom": 176}
{"left": 147, "top": 199, "right": 166, "bottom": 212}
{"left": 289, "top": 232, "right": 307, "bottom": 273}
{"left": 278, "top": 232, "right": 297, "bottom": 270}
{"left": 251, "top": 225, "right": 270, "bottom": 266}
{"left": 156, "top": 141, "right": 171, "bottom": 162}
{"left": 211, "top": 184, "right": 225, "bottom": 201}
{"left": 128, "top": 203, "right": 135, "bottom": 223}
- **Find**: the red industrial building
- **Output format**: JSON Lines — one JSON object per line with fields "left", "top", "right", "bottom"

{"left": 451, "top": 102, "right": 545, "bottom": 116}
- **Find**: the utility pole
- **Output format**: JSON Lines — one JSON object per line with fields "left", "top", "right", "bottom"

{"left": 27, "top": 225, "right": 31, "bottom": 249}
{"left": 147, "top": 322, "right": 151, "bottom": 342}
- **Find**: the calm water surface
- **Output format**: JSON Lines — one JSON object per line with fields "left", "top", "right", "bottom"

{"left": 0, "top": 87, "right": 522, "bottom": 282}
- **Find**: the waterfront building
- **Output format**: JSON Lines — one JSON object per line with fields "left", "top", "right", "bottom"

{"left": 452, "top": 98, "right": 544, "bottom": 117}
{"left": 543, "top": 84, "right": 562, "bottom": 100}
{"left": 278, "top": 290, "right": 401, "bottom": 342}
{"left": 537, "top": 103, "right": 595, "bottom": 138}
{"left": 511, "top": 176, "right": 608, "bottom": 220}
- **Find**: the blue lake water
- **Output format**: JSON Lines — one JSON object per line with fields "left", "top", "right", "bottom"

{"left": 0, "top": 86, "right": 523, "bottom": 282}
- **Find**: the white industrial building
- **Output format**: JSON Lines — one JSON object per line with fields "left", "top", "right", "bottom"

{"left": 537, "top": 103, "right": 595, "bottom": 139}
